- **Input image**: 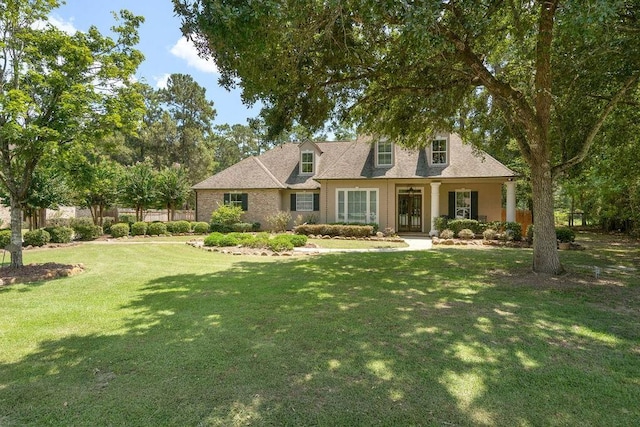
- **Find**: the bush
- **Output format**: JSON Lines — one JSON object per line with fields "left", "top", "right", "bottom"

{"left": 0, "top": 229, "right": 11, "bottom": 249}
{"left": 46, "top": 217, "right": 71, "bottom": 228}
{"left": 288, "top": 234, "right": 308, "bottom": 247}
{"left": 267, "top": 235, "right": 294, "bottom": 252}
{"left": 46, "top": 226, "right": 74, "bottom": 243}
{"left": 147, "top": 222, "right": 167, "bottom": 236}
{"left": 294, "top": 224, "right": 374, "bottom": 238}
{"left": 434, "top": 216, "right": 449, "bottom": 232}
{"left": 70, "top": 218, "right": 102, "bottom": 241}
{"left": 232, "top": 222, "right": 254, "bottom": 233}
{"left": 439, "top": 229, "right": 454, "bottom": 239}
{"left": 210, "top": 204, "right": 244, "bottom": 226}
{"left": 447, "top": 219, "right": 481, "bottom": 234}
{"left": 171, "top": 220, "right": 191, "bottom": 234}
{"left": 192, "top": 222, "right": 210, "bottom": 234}
{"left": 203, "top": 232, "right": 239, "bottom": 247}
{"left": 131, "top": 221, "right": 148, "bottom": 236}
{"left": 504, "top": 222, "right": 523, "bottom": 241}
{"left": 483, "top": 228, "right": 497, "bottom": 240}
{"left": 118, "top": 214, "right": 136, "bottom": 225}
{"left": 102, "top": 217, "right": 115, "bottom": 234}
{"left": 526, "top": 224, "right": 534, "bottom": 243}
{"left": 266, "top": 211, "right": 292, "bottom": 232}
{"left": 24, "top": 229, "right": 50, "bottom": 247}
{"left": 556, "top": 226, "right": 575, "bottom": 243}
{"left": 457, "top": 228, "right": 475, "bottom": 240}
{"left": 209, "top": 222, "right": 234, "bottom": 233}
{"left": 110, "top": 223, "right": 130, "bottom": 238}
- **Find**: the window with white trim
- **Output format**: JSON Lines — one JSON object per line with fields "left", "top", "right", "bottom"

{"left": 432, "top": 139, "right": 447, "bottom": 165}
{"left": 301, "top": 151, "right": 314, "bottom": 174}
{"left": 455, "top": 190, "right": 471, "bottom": 219}
{"left": 296, "top": 193, "right": 314, "bottom": 211}
{"left": 336, "top": 189, "right": 378, "bottom": 223}
{"left": 376, "top": 140, "right": 393, "bottom": 167}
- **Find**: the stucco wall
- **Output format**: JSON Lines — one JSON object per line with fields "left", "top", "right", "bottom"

{"left": 196, "top": 189, "right": 284, "bottom": 229}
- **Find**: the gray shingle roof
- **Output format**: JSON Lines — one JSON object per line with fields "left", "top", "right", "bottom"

{"left": 192, "top": 133, "right": 515, "bottom": 190}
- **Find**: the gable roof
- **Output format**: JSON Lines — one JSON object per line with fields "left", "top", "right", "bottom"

{"left": 193, "top": 133, "right": 516, "bottom": 190}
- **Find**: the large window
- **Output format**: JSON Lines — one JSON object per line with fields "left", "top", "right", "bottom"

{"left": 376, "top": 140, "right": 393, "bottom": 167}
{"left": 296, "top": 193, "right": 314, "bottom": 211}
{"left": 301, "top": 151, "right": 314, "bottom": 174}
{"left": 432, "top": 139, "right": 447, "bottom": 165}
{"left": 223, "top": 192, "right": 248, "bottom": 211}
{"left": 337, "top": 189, "right": 378, "bottom": 223}
{"left": 455, "top": 190, "right": 471, "bottom": 219}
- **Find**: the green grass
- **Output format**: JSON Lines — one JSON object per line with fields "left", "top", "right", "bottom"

{"left": 0, "top": 234, "right": 638, "bottom": 426}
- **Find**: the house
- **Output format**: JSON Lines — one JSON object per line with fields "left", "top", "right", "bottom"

{"left": 193, "top": 133, "right": 517, "bottom": 234}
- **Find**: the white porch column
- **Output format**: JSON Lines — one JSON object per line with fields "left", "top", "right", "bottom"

{"left": 506, "top": 180, "right": 516, "bottom": 223}
{"left": 429, "top": 182, "right": 441, "bottom": 236}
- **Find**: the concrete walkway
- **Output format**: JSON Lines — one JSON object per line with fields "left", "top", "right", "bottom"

{"left": 294, "top": 236, "right": 432, "bottom": 254}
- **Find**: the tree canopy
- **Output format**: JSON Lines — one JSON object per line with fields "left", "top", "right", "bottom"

{"left": 174, "top": 0, "right": 640, "bottom": 274}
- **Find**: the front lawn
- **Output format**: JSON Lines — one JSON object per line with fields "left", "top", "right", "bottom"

{"left": 0, "top": 238, "right": 638, "bottom": 426}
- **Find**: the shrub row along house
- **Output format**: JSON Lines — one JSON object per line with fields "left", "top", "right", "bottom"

{"left": 193, "top": 133, "right": 517, "bottom": 234}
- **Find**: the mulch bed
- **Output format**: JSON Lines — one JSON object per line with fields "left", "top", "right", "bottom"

{"left": 0, "top": 263, "right": 84, "bottom": 286}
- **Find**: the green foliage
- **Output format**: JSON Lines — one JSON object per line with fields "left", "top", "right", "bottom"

{"left": 266, "top": 211, "right": 292, "bottom": 233}
{"left": 191, "top": 222, "right": 210, "bottom": 234}
{"left": 70, "top": 218, "right": 103, "bottom": 241}
{"left": 45, "top": 227, "right": 74, "bottom": 244}
{"left": 118, "top": 214, "right": 136, "bottom": 226}
{"left": 23, "top": 229, "right": 50, "bottom": 247}
{"left": 447, "top": 219, "right": 482, "bottom": 235}
{"left": 120, "top": 160, "right": 157, "bottom": 221}
{"left": 210, "top": 204, "right": 244, "bottom": 226}
{"left": 203, "top": 232, "right": 239, "bottom": 247}
{"left": 102, "top": 217, "right": 115, "bottom": 234}
{"left": 457, "top": 229, "right": 475, "bottom": 240}
{"left": 232, "top": 222, "right": 254, "bottom": 233}
{"left": 0, "top": 230, "right": 11, "bottom": 249}
{"left": 526, "top": 224, "right": 535, "bottom": 244}
{"left": 171, "top": 220, "right": 191, "bottom": 234}
{"left": 288, "top": 234, "right": 308, "bottom": 247}
{"left": 267, "top": 235, "right": 294, "bottom": 252}
{"left": 294, "top": 224, "right": 374, "bottom": 238}
{"left": 504, "top": 222, "right": 523, "bottom": 242}
{"left": 110, "top": 223, "right": 130, "bottom": 238}
{"left": 131, "top": 221, "right": 148, "bottom": 236}
{"left": 556, "top": 227, "right": 576, "bottom": 243}
{"left": 433, "top": 217, "right": 449, "bottom": 232}
{"left": 147, "top": 222, "right": 167, "bottom": 236}
{"left": 483, "top": 228, "right": 498, "bottom": 241}
{"left": 439, "top": 229, "right": 455, "bottom": 239}
{"left": 156, "top": 165, "right": 191, "bottom": 220}
{"left": 209, "top": 223, "right": 234, "bottom": 233}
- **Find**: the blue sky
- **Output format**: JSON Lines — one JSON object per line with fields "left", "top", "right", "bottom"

{"left": 50, "top": 0, "right": 260, "bottom": 126}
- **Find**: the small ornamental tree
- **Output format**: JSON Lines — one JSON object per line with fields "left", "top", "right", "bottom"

{"left": 120, "top": 160, "right": 157, "bottom": 222}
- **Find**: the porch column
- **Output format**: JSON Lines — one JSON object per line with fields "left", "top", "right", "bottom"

{"left": 429, "top": 182, "right": 441, "bottom": 236}
{"left": 506, "top": 180, "right": 516, "bottom": 223}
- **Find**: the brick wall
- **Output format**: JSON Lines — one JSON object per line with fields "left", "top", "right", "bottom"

{"left": 196, "top": 189, "right": 283, "bottom": 228}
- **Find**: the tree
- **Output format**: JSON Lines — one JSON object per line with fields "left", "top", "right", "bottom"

{"left": 71, "top": 157, "right": 123, "bottom": 226}
{"left": 120, "top": 160, "right": 156, "bottom": 221}
{"left": 156, "top": 164, "right": 191, "bottom": 221}
{"left": 174, "top": 0, "right": 640, "bottom": 274}
{"left": 0, "top": 0, "right": 144, "bottom": 267}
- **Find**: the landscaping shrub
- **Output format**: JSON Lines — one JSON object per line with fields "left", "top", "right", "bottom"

{"left": 24, "top": 229, "right": 50, "bottom": 247}
{"left": 556, "top": 226, "right": 575, "bottom": 243}
{"left": 203, "top": 232, "right": 240, "bottom": 247}
{"left": 447, "top": 219, "right": 481, "bottom": 234}
{"left": 46, "top": 217, "right": 71, "bottom": 228}
{"left": 210, "top": 204, "right": 244, "bottom": 226}
{"left": 288, "top": 234, "right": 308, "bottom": 247}
{"left": 209, "top": 222, "right": 234, "bottom": 233}
{"left": 252, "top": 222, "right": 261, "bottom": 231}
{"left": 266, "top": 211, "right": 291, "bottom": 232}
{"left": 483, "top": 228, "right": 497, "bottom": 240}
{"left": 504, "top": 222, "right": 523, "bottom": 241}
{"left": 147, "top": 222, "right": 167, "bottom": 236}
{"left": 192, "top": 222, "right": 210, "bottom": 234}
{"left": 267, "top": 235, "right": 294, "bottom": 252}
{"left": 0, "top": 230, "right": 11, "bottom": 248}
{"left": 171, "top": 220, "right": 191, "bottom": 234}
{"left": 46, "top": 226, "right": 74, "bottom": 243}
{"left": 131, "top": 221, "right": 148, "bottom": 236}
{"left": 439, "top": 229, "right": 454, "bottom": 239}
{"left": 232, "top": 222, "right": 254, "bottom": 233}
{"left": 526, "top": 224, "right": 534, "bottom": 243}
{"left": 102, "top": 217, "right": 115, "bottom": 234}
{"left": 434, "top": 216, "right": 449, "bottom": 232}
{"left": 228, "top": 232, "right": 256, "bottom": 245}
{"left": 294, "top": 224, "right": 374, "bottom": 238}
{"left": 110, "top": 223, "right": 130, "bottom": 238}
{"left": 244, "top": 232, "right": 270, "bottom": 248}
{"left": 70, "top": 218, "right": 103, "bottom": 241}
{"left": 457, "top": 228, "right": 475, "bottom": 240}
{"left": 118, "top": 214, "right": 136, "bottom": 226}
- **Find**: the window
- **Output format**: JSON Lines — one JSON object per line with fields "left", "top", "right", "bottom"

{"left": 336, "top": 189, "right": 378, "bottom": 223}
{"left": 376, "top": 140, "right": 393, "bottom": 167}
{"left": 223, "top": 193, "right": 248, "bottom": 211}
{"left": 432, "top": 139, "right": 447, "bottom": 165}
{"left": 296, "top": 193, "right": 314, "bottom": 211}
{"left": 455, "top": 190, "right": 471, "bottom": 219}
{"left": 301, "top": 151, "right": 314, "bottom": 174}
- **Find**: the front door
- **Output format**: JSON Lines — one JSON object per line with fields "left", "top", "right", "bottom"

{"left": 398, "top": 193, "right": 422, "bottom": 232}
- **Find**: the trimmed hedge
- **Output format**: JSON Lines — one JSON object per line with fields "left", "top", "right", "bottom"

{"left": 131, "top": 221, "right": 148, "bottom": 236}
{"left": 0, "top": 229, "right": 12, "bottom": 248}
{"left": 147, "top": 222, "right": 167, "bottom": 236}
{"left": 102, "top": 217, "right": 115, "bottom": 234}
{"left": 45, "top": 226, "right": 74, "bottom": 244}
{"left": 294, "top": 224, "right": 374, "bottom": 238}
{"left": 24, "top": 229, "right": 50, "bottom": 247}
{"left": 171, "top": 220, "right": 191, "bottom": 234}
{"left": 110, "top": 223, "right": 130, "bottom": 238}
{"left": 70, "top": 218, "right": 102, "bottom": 241}
{"left": 191, "top": 222, "right": 210, "bottom": 234}
{"left": 457, "top": 228, "right": 475, "bottom": 240}
{"left": 556, "top": 226, "right": 575, "bottom": 243}
{"left": 118, "top": 214, "right": 136, "bottom": 225}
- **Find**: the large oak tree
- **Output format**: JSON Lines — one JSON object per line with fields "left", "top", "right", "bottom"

{"left": 0, "top": 0, "right": 144, "bottom": 267}
{"left": 174, "top": 0, "right": 639, "bottom": 274}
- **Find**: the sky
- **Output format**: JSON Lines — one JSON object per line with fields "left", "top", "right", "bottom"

{"left": 50, "top": 0, "right": 260, "bottom": 126}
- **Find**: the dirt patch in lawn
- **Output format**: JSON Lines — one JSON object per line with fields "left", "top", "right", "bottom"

{"left": 0, "top": 263, "right": 84, "bottom": 286}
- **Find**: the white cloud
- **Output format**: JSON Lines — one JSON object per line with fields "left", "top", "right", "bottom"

{"left": 154, "top": 73, "right": 171, "bottom": 89}
{"left": 169, "top": 37, "right": 219, "bottom": 74}
{"left": 47, "top": 15, "right": 78, "bottom": 34}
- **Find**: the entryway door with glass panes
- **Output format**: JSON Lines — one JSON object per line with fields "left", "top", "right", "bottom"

{"left": 398, "top": 192, "right": 422, "bottom": 232}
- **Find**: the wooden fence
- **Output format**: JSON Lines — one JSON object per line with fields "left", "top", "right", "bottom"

{"left": 501, "top": 209, "right": 533, "bottom": 236}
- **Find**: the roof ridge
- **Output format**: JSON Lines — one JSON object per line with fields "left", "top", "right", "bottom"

{"left": 252, "top": 156, "right": 285, "bottom": 188}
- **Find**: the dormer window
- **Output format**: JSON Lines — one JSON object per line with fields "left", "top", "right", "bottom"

{"left": 300, "top": 151, "right": 314, "bottom": 175}
{"left": 376, "top": 140, "right": 393, "bottom": 167}
{"left": 431, "top": 138, "right": 447, "bottom": 165}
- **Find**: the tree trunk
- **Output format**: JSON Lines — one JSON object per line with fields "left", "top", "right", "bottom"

{"left": 9, "top": 196, "right": 24, "bottom": 269}
{"left": 530, "top": 160, "right": 563, "bottom": 275}
{"left": 167, "top": 203, "right": 171, "bottom": 222}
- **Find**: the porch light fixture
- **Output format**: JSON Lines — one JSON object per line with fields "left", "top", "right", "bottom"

{"left": 407, "top": 187, "right": 416, "bottom": 196}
